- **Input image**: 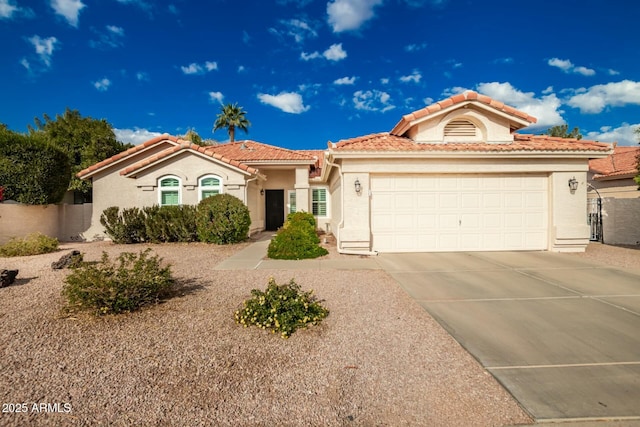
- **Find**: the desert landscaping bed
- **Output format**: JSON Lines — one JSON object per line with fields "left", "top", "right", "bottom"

{"left": 0, "top": 240, "right": 536, "bottom": 426}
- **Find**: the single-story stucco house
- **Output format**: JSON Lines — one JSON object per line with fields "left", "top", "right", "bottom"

{"left": 78, "top": 91, "right": 613, "bottom": 253}
{"left": 587, "top": 146, "right": 640, "bottom": 245}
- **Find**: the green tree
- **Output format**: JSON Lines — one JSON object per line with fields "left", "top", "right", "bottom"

{"left": 29, "top": 108, "right": 129, "bottom": 201}
{"left": 0, "top": 127, "right": 71, "bottom": 204}
{"left": 181, "top": 128, "right": 204, "bottom": 145}
{"left": 212, "top": 103, "right": 251, "bottom": 142}
{"left": 545, "top": 124, "right": 582, "bottom": 140}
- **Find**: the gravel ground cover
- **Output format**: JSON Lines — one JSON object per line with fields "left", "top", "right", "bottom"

{"left": 0, "top": 240, "right": 540, "bottom": 426}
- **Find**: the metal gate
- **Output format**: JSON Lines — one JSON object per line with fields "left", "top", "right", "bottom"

{"left": 587, "top": 198, "right": 602, "bottom": 242}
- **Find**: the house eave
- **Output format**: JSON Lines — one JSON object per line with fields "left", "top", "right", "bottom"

{"left": 328, "top": 150, "right": 614, "bottom": 160}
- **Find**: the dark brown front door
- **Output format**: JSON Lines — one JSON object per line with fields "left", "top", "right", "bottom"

{"left": 265, "top": 189, "right": 285, "bottom": 231}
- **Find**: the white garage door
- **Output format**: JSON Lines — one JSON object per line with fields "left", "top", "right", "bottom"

{"left": 371, "top": 174, "right": 548, "bottom": 252}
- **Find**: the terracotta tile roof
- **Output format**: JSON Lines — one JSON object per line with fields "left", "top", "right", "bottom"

{"left": 77, "top": 134, "right": 177, "bottom": 178}
{"left": 589, "top": 146, "right": 640, "bottom": 179}
{"left": 297, "top": 149, "right": 325, "bottom": 178}
{"left": 390, "top": 91, "right": 537, "bottom": 136}
{"left": 330, "top": 132, "right": 612, "bottom": 153}
{"left": 120, "top": 141, "right": 259, "bottom": 176}
{"left": 202, "top": 140, "right": 318, "bottom": 162}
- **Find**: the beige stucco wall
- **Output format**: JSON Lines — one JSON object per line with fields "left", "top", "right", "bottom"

{"left": 84, "top": 152, "right": 251, "bottom": 240}
{"left": 0, "top": 203, "right": 93, "bottom": 244}
{"left": 588, "top": 175, "right": 639, "bottom": 199}
{"left": 330, "top": 156, "right": 592, "bottom": 253}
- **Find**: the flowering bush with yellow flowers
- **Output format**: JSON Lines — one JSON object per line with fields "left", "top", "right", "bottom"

{"left": 235, "top": 277, "right": 329, "bottom": 339}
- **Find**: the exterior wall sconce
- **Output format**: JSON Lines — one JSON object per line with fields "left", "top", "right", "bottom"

{"left": 260, "top": 189, "right": 264, "bottom": 196}
{"left": 568, "top": 177, "right": 578, "bottom": 192}
{"left": 354, "top": 178, "right": 362, "bottom": 194}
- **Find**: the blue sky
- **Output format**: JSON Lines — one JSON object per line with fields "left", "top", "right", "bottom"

{"left": 1, "top": 0, "right": 639, "bottom": 149}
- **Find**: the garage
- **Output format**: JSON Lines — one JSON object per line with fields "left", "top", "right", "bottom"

{"left": 371, "top": 174, "right": 548, "bottom": 252}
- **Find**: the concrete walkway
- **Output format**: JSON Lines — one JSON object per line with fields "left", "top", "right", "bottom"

{"left": 213, "top": 233, "right": 381, "bottom": 270}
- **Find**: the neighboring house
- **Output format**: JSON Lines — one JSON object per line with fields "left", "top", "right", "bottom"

{"left": 588, "top": 146, "right": 640, "bottom": 245}
{"left": 78, "top": 91, "right": 613, "bottom": 253}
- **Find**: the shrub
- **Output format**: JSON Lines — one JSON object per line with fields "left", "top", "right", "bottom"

{"left": 143, "top": 205, "right": 198, "bottom": 243}
{"left": 235, "top": 277, "right": 329, "bottom": 339}
{"left": 286, "top": 211, "right": 317, "bottom": 231}
{"left": 267, "top": 212, "right": 327, "bottom": 259}
{"left": 62, "top": 248, "right": 174, "bottom": 315}
{"left": 0, "top": 232, "right": 59, "bottom": 257}
{"left": 196, "top": 194, "right": 251, "bottom": 244}
{"left": 267, "top": 225, "right": 327, "bottom": 259}
{"left": 100, "top": 206, "right": 147, "bottom": 244}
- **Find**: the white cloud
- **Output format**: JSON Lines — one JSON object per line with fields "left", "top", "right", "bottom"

{"left": 208, "top": 91, "right": 224, "bottom": 104}
{"left": 474, "top": 82, "right": 564, "bottom": 128}
{"left": 258, "top": 92, "right": 310, "bottom": 114}
{"left": 327, "top": 0, "right": 383, "bottom": 32}
{"left": 237, "top": 65, "right": 246, "bottom": 73}
{"left": 93, "top": 77, "right": 111, "bottom": 91}
{"left": 300, "top": 51, "right": 322, "bottom": 61}
{"left": 585, "top": 123, "right": 640, "bottom": 146}
{"left": 20, "top": 58, "right": 30, "bottom": 70}
{"left": 334, "top": 76, "right": 356, "bottom": 85}
{"left": 27, "top": 35, "right": 58, "bottom": 67}
{"left": 548, "top": 57, "right": 595, "bottom": 76}
{"left": 181, "top": 63, "right": 202, "bottom": 74}
{"left": 399, "top": 70, "right": 422, "bottom": 83}
{"left": 548, "top": 57, "right": 573, "bottom": 72}
{"left": 380, "top": 77, "right": 389, "bottom": 84}
{"left": 404, "top": 42, "right": 427, "bottom": 52}
{"left": 323, "top": 43, "right": 347, "bottom": 61}
{"left": 51, "top": 0, "right": 85, "bottom": 27}
{"left": 136, "top": 72, "right": 149, "bottom": 81}
{"left": 542, "top": 86, "right": 554, "bottom": 95}
{"left": 89, "top": 25, "right": 125, "bottom": 49}
{"left": 567, "top": 80, "right": 640, "bottom": 114}
{"left": 422, "top": 96, "right": 434, "bottom": 105}
{"left": 0, "top": 0, "right": 26, "bottom": 19}
{"left": 276, "top": 18, "right": 318, "bottom": 43}
{"left": 493, "top": 57, "right": 513, "bottom": 64}
{"left": 114, "top": 128, "right": 163, "bottom": 145}
{"left": 181, "top": 61, "right": 218, "bottom": 75}
{"left": 353, "top": 89, "right": 395, "bottom": 112}
{"left": 608, "top": 69, "right": 620, "bottom": 76}
{"left": 301, "top": 43, "right": 347, "bottom": 62}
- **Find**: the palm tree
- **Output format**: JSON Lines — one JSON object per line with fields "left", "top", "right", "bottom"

{"left": 213, "top": 103, "right": 251, "bottom": 142}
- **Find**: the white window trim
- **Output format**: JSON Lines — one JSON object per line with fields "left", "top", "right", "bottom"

{"left": 311, "top": 187, "right": 329, "bottom": 218}
{"left": 198, "top": 174, "right": 224, "bottom": 202}
{"left": 158, "top": 175, "right": 182, "bottom": 206}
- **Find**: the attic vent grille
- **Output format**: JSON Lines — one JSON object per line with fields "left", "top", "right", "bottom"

{"left": 444, "top": 120, "right": 477, "bottom": 137}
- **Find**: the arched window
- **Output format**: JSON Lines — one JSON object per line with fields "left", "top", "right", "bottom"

{"left": 158, "top": 176, "right": 181, "bottom": 206}
{"left": 199, "top": 175, "right": 223, "bottom": 201}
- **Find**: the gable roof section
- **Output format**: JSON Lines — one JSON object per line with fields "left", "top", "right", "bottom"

{"left": 589, "top": 146, "right": 640, "bottom": 180}
{"left": 390, "top": 91, "right": 538, "bottom": 136}
{"left": 330, "top": 132, "right": 612, "bottom": 154}
{"left": 120, "top": 141, "right": 260, "bottom": 177}
{"left": 77, "top": 134, "right": 178, "bottom": 179}
{"left": 77, "top": 136, "right": 321, "bottom": 180}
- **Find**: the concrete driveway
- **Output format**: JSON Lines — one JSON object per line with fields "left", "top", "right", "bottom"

{"left": 377, "top": 251, "right": 640, "bottom": 423}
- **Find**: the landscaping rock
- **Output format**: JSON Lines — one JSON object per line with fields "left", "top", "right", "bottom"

{"left": 51, "top": 250, "right": 83, "bottom": 270}
{"left": 1, "top": 269, "right": 18, "bottom": 287}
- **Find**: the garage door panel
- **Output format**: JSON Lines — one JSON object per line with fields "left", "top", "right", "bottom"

{"left": 371, "top": 174, "right": 548, "bottom": 252}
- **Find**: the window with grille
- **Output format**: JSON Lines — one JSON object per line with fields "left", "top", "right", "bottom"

{"left": 159, "top": 176, "right": 180, "bottom": 206}
{"left": 288, "top": 190, "right": 296, "bottom": 214}
{"left": 199, "top": 175, "right": 223, "bottom": 201}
